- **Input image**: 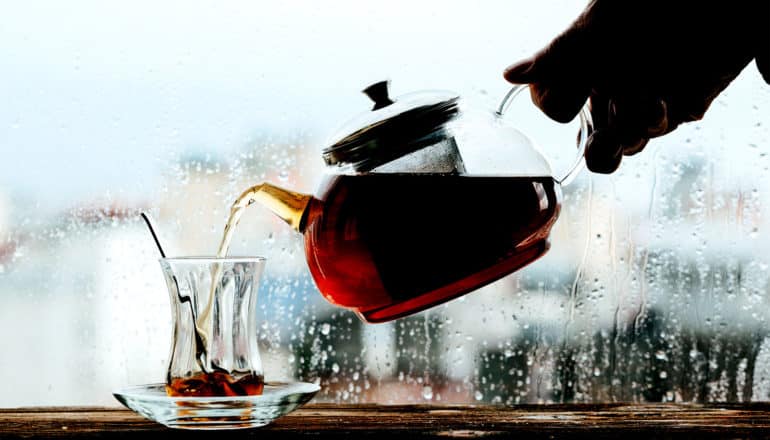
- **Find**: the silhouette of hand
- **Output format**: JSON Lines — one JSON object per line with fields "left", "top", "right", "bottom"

{"left": 504, "top": 0, "right": 770, "bottom": 173}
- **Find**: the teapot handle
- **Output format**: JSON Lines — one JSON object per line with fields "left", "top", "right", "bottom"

{"left": 496, "top": 85, "right": 593, "bottom": 186}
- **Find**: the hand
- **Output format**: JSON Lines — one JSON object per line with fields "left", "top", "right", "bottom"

{"left": 504, "top": 0, "right": 770, "bottom": 173}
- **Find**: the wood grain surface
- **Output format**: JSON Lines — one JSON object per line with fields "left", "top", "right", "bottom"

{"left": 2, "top": 403, "right": 770, "bottom": 439}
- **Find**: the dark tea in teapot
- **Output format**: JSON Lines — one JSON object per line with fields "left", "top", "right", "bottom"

{"left": 216, "top": 173, "right": 559, "bottom": 323}
{"left": 302, "top": 173, "right": 560, "bottom": 322}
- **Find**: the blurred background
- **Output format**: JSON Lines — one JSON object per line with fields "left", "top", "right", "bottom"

{"left": 1, "top": 0, "right": 769, "bottom": 406}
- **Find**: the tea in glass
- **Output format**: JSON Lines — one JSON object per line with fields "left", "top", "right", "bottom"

{"left": 159, "top": 257, "right": 266, "bottom": 397}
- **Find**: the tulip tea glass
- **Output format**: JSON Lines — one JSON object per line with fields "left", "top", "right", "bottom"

{"left": 160, "top": 257, "right": 266, "bottom": 397}
{"left": 113, "top": 256, "right": 320, "bottom": 430}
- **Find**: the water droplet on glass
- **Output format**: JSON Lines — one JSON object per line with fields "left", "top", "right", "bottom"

{"left": 422, "top": 386, "right": 433, "bottom": 400}
{"left": 320, "top": 323, "right": 331, "bottom": 335}
{"left": 474, "top": 390, "right": 483, "bottom": 401}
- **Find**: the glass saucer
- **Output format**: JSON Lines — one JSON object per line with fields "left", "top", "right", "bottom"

{"left": 113, "top": 382, "right": 320, "bottom": 430}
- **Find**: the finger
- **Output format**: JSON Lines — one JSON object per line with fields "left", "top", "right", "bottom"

{"left": 605, "top": 96, "right": 666, "bottom": 159}
{"left": 530, "top": 81, "right": 591, "bottom": 123}
{"left": 621, "top": 137, "right": 649, "bottom": 156}
{"left": 584, "top": 92, "right": 623, "bottom": 172}
{"left": 645, "top": 100, "right": 669, "bottom": 137}
{"left": 585, "top": 128, "right": 623, "bottom": 174}
{"left": 589, "top": 91, "right": 611, "bottom": 131}
{"left": 609, "top": 96, "right": 668, "bottom": 143}
{"left": 664, "top": 95, "right": 708, "bottom": 133}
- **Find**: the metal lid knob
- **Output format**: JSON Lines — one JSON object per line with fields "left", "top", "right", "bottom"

{"left": 362, "top": 80, "right": 395, "bottom": 111}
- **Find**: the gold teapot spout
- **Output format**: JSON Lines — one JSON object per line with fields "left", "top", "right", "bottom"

{"left": 216, "top": 182, "right": 312, "bottom": 258}
{"left": 234, "top": 182, "right": 312, "bottom": 232}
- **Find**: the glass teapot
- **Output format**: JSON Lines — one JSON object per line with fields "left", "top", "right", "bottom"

{"left": 239, "top": 80, "right": 592, "bottom": 323}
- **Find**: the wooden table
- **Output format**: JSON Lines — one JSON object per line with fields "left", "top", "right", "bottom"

{"left": 2, "top": 403, "right": 770, "bottom": 438}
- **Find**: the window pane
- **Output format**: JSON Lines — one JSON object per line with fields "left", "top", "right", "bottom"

{"left": 1, "top": 0, "right": 768, "bottom": 406}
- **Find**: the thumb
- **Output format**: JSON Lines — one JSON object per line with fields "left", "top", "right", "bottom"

{"left": 503, "top": 30, "right": 592, "bottom": 123}
{"left": 504, "top": 51, "right": 590, "bottom": 124}
{"left": 504, "top": 59, "right": 537, "bottom": 84}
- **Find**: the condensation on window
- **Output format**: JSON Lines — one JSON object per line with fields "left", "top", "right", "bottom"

{"left": 0, "top": 1, "right": 768, "bottom": 407}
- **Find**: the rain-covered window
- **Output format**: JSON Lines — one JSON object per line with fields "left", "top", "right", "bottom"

{"left": 1, "top": 0, "right": 768, "bottom": 406}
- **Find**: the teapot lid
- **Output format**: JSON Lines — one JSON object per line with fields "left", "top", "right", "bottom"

{"left": 322, "top": 80, "right": 459, "bottom": 172}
